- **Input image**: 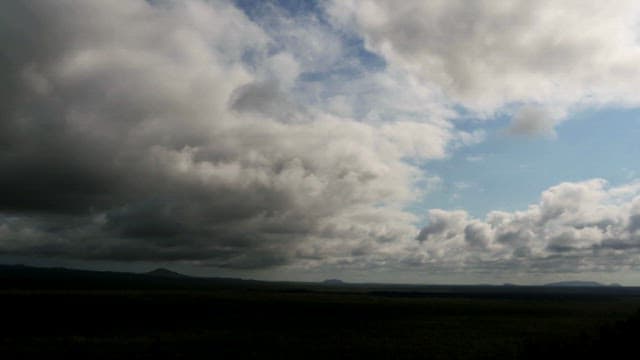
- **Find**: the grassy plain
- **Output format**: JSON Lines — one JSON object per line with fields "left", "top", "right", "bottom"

{"left": 1, "top": 266, "right": 640, "bottom": 359}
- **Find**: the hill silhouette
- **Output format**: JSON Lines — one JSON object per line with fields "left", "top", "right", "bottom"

{"left": 146, "top": 268, "right": 190, "bottom": 278}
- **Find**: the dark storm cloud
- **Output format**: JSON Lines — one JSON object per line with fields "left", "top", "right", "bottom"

{"left": 0, "top": 0, "right": 444, "bottom": 270}
{"left": 0, "top": 0, "right": 297, "bottom": 266}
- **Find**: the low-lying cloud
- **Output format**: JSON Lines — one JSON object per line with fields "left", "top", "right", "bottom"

{"left": 416, "top": 179, "right": 640, "bottom": 273}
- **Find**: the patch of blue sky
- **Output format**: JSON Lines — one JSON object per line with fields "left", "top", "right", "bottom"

{"left": 234, "top": 0, "right": 323, "bottom": 18}
{"left": 235, "top": 0, "right": 385, "bottom": 76}
{"left": 418, "top": 107, "right": 640, "bottom": 220}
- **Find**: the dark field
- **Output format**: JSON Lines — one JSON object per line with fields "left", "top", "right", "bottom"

{"left": 2, "top": 266, "right": 640, "bottom": 359}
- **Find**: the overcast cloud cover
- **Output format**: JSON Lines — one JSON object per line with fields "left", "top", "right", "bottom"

{"left": 2, "top": 0, "right": 640, "bottom": 282}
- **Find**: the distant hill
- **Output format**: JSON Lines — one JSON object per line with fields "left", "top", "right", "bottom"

{"left": 544, "top": 281, "right": 604, "bottom": 287}
{"left": 146, "top": 268, "right": 190, "bottom": 279}
{"left": 0, "top": 264, "right": 250, "bottom": 290}
{"left": 1, "top": 264, "right": 634, "bottom": 296}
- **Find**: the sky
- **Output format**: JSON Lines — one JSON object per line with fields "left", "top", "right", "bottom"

{"left": 2, "top": 0, "right": 640, "bottom": 285}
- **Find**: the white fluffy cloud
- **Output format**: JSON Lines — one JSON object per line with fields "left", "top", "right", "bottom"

{"left": 415, "top": 179, "right": 640, "bottom": 273}
{"left": 329, "top": 0, "right": 640, "bottom": 134}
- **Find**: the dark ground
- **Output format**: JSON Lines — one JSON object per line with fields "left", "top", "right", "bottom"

{"left": 2, "top": 265, "right": 640, "bottom": 359}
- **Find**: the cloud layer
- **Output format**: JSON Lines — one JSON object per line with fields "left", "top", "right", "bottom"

{"left": 2, "top": 1, "right": 640, "bottom": 278}
{"left": 417, "top": 180, "right": 640, "bottom": 273}
{"left": 0, "top": 0, "right": 458, "bottom": 269}
{"left": 330, "top": 0, "right": 640, "bottom": 134}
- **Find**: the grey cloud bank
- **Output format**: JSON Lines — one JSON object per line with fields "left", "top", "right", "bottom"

{"left": 0, "top": 0, "right": 448, "bottom": 270}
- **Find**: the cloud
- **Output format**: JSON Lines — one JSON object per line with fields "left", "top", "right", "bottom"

{"left": 0, "top": 0, "right": 457, "bottom": 269}
{"left": 506, "top": 106, "right": 562, "bottom": 137}
{"left": 415, "top": 179, "right": 640, "bottom": 273}
{"left": 4, "top": 1, "right": 639, "bottom": 277}
{"left": 417, "top": 210, "right": 468, "bottom": 242}
{"left": 329, "top": 0, "right": 640, "bottom": 131}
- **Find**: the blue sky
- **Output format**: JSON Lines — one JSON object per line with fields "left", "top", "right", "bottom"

{"left": 422, "top": 108, "right": 640, "bottom": 219}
